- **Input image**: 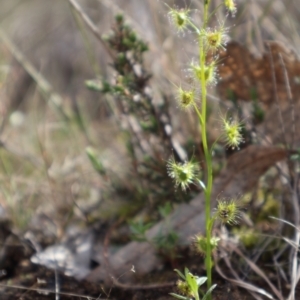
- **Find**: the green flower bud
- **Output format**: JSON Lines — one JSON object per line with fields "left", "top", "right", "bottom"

{"left": 215, "top": 198, "right": 242, "bottom": 225}
{"left": 203, "top": 23, "right": 228, "bottom": 52}
{"left": 193, "top": 235, "right": 220, "bottom": 256}
{"left": 176, "top": 86, "right": 196, "bottom": 110}
{"left": 167, "top": 156, "right": 199, "bottom": 191}
{"left": 220, "top": 114, "right": 244, "bottom": 149}
{"left": 168, "top": 7, "right": 191, "bottom": 33}
{"left": 191, "top": 61, "right": 217, "bottom": 85}
{"left": 224, "top": 0, "right": 237, "bottom": 16}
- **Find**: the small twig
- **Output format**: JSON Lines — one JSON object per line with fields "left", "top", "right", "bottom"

{"left": 68, "top": 0, "right": 113, "bottom": 59}
{"left": 55, "top": 269, "right": 60, "bottom": 300}
{"left": 0, "top": 283, "right": 104, "bottom": 300}
{"left": 97, "top": 0, "right": 143, "bottom": 37}
{"left": 110, "top": 276, "right": 175, "bottom": 290}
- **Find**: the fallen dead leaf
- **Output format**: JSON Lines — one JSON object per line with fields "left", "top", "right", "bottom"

{"left": 217, "top": 41, "right": 300, "bottom": 107}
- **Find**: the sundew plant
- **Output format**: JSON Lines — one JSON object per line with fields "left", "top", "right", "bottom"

{"left": 166, "top": 1, "right": 242, "bottom": 299}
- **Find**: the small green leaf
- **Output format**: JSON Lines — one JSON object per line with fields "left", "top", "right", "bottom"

{"left": 196, "top": 276, "right": 207, "bottom": 287}
{"left": 202, "top": 284, "right": 217, "bottom": 300}
{"left": 186, "top": 272, "right": 198, "bottom": 295}
{"left": 158, "top": 202, "right": 172, "bottom": 218}
{"left": 169, "top": 293, "right": 190, "bottom": 300}
{"left": 85, "top": 79, "right": 102, "bottom": 91}
{"left": 184, "top": 267, "right": 190, "bottom": 278}
{"left": 129, "top": 219, "right": 153, "bottom": 242}
{"left": 86, "top": 147, "right": 106, "bottom": 176}
{"left": 174, "top": 269, "right": 186, "bottom": 281}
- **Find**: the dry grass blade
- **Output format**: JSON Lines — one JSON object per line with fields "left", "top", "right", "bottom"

{"left": 232, "top": 245, "right": 284, "bottom": 300}
{"left": 269, "top": 217, "right": 300, "bottom": 233}
{"left": 68, "top": 0, "right": 113, "bottom": 58}
{"left": 215, "top": 253, "right": 272, "bottom": 300}
{"left": 216, "top": 241, "right": 285, "bottom": 300}
{"left": 0, "top": 28, "right": 68, "bottom": 121}
{"left": 287, "top": 233, "right": 300, "bottom": 300}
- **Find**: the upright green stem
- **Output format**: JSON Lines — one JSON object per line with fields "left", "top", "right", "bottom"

{"left": 199, "top": 0, "right": 213, "bottom": 296}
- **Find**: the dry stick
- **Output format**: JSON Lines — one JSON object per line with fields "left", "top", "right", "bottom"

{"left": 0, "top": 28, "right": 68, "bottom": 122}
{"left": 110, "top": 277, "right": 175, "bottom": 291}
{"left": 287, "top": 226, "right": 300, "bottom": 300}
{"left": 68, "top": 0, "right": 114, "bottom": 59}
{"left": 13, "top": 280, "right": 38, "bottom": 300}
{"left": 55, "top": 269, "right": 60, "bottom": 300}
{"left": 0, "top": 283, "right": 104, "bottom": 300}
{"left": 98, "top": 0, "right": 144, "bottom": 36}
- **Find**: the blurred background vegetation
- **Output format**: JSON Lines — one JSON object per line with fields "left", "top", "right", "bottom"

{"left": 0, "top": 0, "right": 299, "bottom": 246}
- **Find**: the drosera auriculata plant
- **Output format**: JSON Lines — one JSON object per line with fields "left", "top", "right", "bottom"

{"left": 165, "top": 1, "right": 242, "bottom": 299}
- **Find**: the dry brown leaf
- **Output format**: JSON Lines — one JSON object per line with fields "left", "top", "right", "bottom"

{"left": 217, "top": 41, "right": 300, "bottom": 107}
{"left": 217, "top": 41, "right": 300, "bottom": 147}
{"left": 86, "top": 146, "right": 290, "bottom": 284}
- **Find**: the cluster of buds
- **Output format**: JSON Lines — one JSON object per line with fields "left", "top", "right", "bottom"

{"left": 168, "top": 1, "right": 237, "bottom": 112}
